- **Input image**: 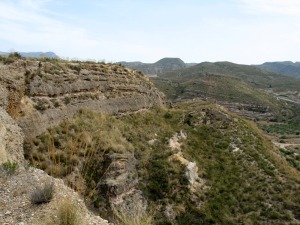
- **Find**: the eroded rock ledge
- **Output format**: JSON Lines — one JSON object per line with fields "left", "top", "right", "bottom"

{"left": 97, "top": 153, "right": 147, "bottom": 219}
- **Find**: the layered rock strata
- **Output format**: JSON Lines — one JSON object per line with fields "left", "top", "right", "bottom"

{"left": 0, "top": 60, "right": 165, "bottom": 138}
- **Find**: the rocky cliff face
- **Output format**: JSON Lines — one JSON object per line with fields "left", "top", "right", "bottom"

{"left": 0, "top": 62, "right": 26, "bottom": 119}
{"left": 0, "top": 109, "right": 24, "bottom": 164}
{"left": 97, "top": 153, "right": 147, "bottom": 219}
{"left": 0, "top": 70, "right": 24, "bottom": 163}
{"left": 0, "top": 59, "right": 165, "bottom": 138}
{"left": 0, "top": 84, "right": 9, "bottom": 109}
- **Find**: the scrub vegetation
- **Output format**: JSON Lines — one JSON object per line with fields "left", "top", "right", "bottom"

{"left": 24, "top": 101, "right": 300, "bottom": 224}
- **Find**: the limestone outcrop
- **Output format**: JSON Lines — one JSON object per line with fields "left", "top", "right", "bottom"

{"left": 97, "top": 153, "right": 147, "bottom": 219}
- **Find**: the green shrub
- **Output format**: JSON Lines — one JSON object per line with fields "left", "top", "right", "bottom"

{"left": 164, "top": 111, "right": 172, "bottom": 119}
{"left": 34, "top": 100, "right": 47, "bottom": 111}
{"left": 30, "top": 182, "right": 54, "bottom": 204}
{"left": 54, "top": 101, "right": 60, "bottom": 108}
{"left": 1, "top": 161, "right": 18, "bottom": 175}
{"left": 146, "top": 158, "right": 170, "bottom": 200}
{"left": 8, "top": 52, "right": 22, "bottom": 58}
{"left": 3, "top": 52, "right": 22, "bottom": 64}
{"left": 64, "top": 97, "right": 71, "bottom": 105}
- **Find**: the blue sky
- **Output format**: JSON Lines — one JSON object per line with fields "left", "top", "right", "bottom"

{"left": 0, "top": 0, "right": 300, "bottom": 64}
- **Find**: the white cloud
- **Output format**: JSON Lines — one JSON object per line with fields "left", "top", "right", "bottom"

{"left": 0, "top": 0, "right": 100, "bottom": 56}
{"left": 238, "top": 0, "right": 300, "bottom": 16}
{"left": 20, "top": 0, "right": 48, "bottom": 9}
{"left": 1, "top": 0, "right": 299, "bottom": 63}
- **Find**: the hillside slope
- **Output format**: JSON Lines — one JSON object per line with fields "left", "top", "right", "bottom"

{"left": 256, "top": 61, "right": 300, "bottom": 78}
{"left": 1, "top": 56, "right": 300, "bottom": 224}
{"left": 24, "top": 101, "right": 300, "bottom": 224}
{"left": 152, "top": 61, "right": 300, "bottom": 121}
{"left": 160, "top": 61, "right": 300, "bottom": 90}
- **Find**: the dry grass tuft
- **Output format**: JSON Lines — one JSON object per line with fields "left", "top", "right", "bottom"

{"left": 113, "top": 207, "right": 154, "bottom": 225}
{"left": 57, "top": 199, "right": 81, "bottom": 225}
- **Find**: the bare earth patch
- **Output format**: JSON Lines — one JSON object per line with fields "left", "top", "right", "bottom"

{"left": 0, "top": 166, "right": 110, "bottom": 225}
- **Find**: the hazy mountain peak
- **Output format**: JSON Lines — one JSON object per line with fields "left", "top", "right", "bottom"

{"left": 119, "top": 57, "right": 196, "bottom": 75}
{"left": 155, "top": 57, "right": 185, "bottom": 64}
{"left": 0, "top": 51, "right": 58, "bottom": 58}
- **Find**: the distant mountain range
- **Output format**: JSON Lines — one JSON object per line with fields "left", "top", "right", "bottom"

{"left": 119, "top": 58, "right": 197, "bottom": 75}
{"left": 148, "top": 60, "right": 300, "bottom": 122}
{"left": 120, "top": 58, "right": 300, "bottom": 79}
{"left": 255, "top": 61, "right": 300, "bottom": 78}
{"left": 0, "top": 51, "right": 58, "bottom": 58}
{"left": 153, "top": 61, "right": 300, "bottom": 100}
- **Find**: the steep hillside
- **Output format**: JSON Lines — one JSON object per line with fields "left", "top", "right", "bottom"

{"left": 0, "top": 56, "right": 164, "bottom": 138}
{"left": 24, "top": 101, "right": 300, "bottom": 224}
{"left": 119, "top": 58, "right": 194, "bottom": 75}
{"left": 256, "top": 61, "right": 300, "bottom": 78}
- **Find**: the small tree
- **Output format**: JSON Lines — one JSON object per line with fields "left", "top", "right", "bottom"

{"left": 8, "top": 52, "right": 22, "bottom": 58}
{"left": 4, "top": 52, "right": 22, "bottom": 64}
